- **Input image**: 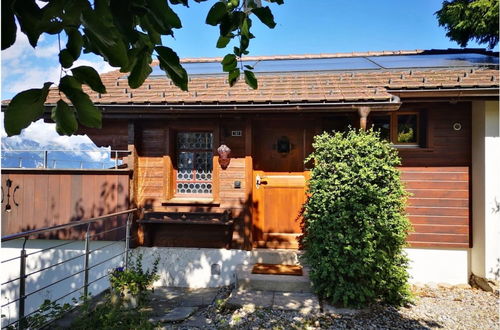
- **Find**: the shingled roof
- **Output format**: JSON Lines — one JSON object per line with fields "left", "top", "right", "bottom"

{"left": 23, "top": 50, "right": 500, "bottom": 106}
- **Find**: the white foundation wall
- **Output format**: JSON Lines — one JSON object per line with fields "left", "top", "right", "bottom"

{"left": 405, "top": 248, "right": 469, "bottom": 284}
{"left": 138, "top": 247, "right": 250, "bottom": 288}
{"left": 0, "top": 239, "right": 126, "bottom": 326}
{"left": 472, "top": 100, "right": 500, "bottom": 280}
{"left": 139, "top": 246, "right": 470, "bottom": 288}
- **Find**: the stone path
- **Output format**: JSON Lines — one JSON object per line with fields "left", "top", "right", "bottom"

{"left": 146, "top": 286, "right": 322, "bottom": 328}
{"left": 226, "top": 290, "right": 320, "bottom": 315}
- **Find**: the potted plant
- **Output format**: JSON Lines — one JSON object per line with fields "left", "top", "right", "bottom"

{"left": 109, "top": 253, "right": 160, "bottom": 308}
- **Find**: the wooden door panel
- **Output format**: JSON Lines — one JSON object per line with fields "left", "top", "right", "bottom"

{"left": 253, "top": 171, "right": 307, "bottom": 249}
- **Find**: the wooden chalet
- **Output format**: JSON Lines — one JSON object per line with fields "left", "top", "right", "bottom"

{"left": 3, "top": 49, "right": 499, "bottom": 257}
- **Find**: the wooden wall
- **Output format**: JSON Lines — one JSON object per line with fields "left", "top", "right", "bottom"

{"left": 399, "top": 102, "right": 471, "bottom": 167}
{"left": 1, "top": 170, "right": 131, "bottom": 240}
{"left": 77, "top": 101, "right": 472, "bottom": 249}
{"left": 134, "top": 120, "right": 250, "bottom": 248}
{"left": 401, "top": 167, "right": 470, "bottom": 248}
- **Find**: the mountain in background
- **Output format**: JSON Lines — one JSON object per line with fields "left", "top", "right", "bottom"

{"left": 1, "top": 136, "right": 120, "bottom": 169}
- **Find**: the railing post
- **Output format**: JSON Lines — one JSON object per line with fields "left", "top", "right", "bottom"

{"left": 18, "top": 238, "right": 27, "bottom": 330}
{"left": 83, "top": 224, "right": 91, "bottom": 298}
{"left": 125, "top": 213, "right": 131, "bottom": 269}
{"left": 114, "top": 151, "right": 118, "bottom": 169}
{"left": 43, "top": 150, "right": 48, "bottom": 168}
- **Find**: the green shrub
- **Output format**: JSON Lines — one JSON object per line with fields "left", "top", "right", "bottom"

{"left": 109, "top": 252, "right": 160, "bottom": 298}
{"left": 301, "top": 129, "right": 412, "bottom": 307}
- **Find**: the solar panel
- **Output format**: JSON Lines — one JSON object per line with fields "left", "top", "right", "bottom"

{"left": 368, "top": 53, "right": 499, "bottom": 69}
{"left": 149, "top": 52, "right": 499, "bottom": 77}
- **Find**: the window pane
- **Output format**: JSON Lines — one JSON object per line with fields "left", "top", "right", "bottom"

{"left": 397, "top": 115, "right": 418, "bottom": 143}
{"left": 177, "top": 132, "right": 213, "bottom": 150}
{"left": 371, "top": 116, "right": 390, "bottom": 140}
{"left": 176, "top": 132, "right": 213, "bottom": 195}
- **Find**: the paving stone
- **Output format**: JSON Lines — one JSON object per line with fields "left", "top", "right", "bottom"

{"left": 149, "top": 306, "right": 198, "bottom": 323}
{"left": 151, "top": 287, "right": 218, "bottom": 308}
{"left": 322, "top": 303, "right": 364, "bottom": 316}
{"left": 272, "top": 292, "right": 320, "bottom": 314}
{"left": 225, "top": 290, "right": 274, "bottom": 309}
{"left": 181, "top": 313, "right": 214, "bottom": 328}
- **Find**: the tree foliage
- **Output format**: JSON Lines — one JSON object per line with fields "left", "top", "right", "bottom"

{"left": 301, "top": 129, "right": 412, "bottom": 307}
{"left": 2, "top": 0, "right": 283, "bottom": 136}
{"left": 436, "top": 0, "right": 499, "bottom": 49}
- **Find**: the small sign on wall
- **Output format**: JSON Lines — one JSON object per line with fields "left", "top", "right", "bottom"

{"left": 231, "top": 130, "right": 242, "bottom": 137}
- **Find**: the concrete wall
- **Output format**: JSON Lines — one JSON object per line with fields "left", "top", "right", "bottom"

{"left": 0, "top": 239, "right": 126, "bottom": 326}
{"left": 138, "top": 246, "right": 470, "bottom": 288}
{"left": 405, "top": 248, "right": 469, "bottom": 284}
{"left": 471, "top": 100, "right": 500, "bottom": 280}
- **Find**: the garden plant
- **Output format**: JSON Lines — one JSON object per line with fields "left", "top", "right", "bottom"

{"left": 301, "top": 129, "right": 413, "bottom": 307}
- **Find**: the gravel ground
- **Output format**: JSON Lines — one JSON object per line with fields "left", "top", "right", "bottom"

{"left": 175, "top": 285, "right": 499, "bottom": 330}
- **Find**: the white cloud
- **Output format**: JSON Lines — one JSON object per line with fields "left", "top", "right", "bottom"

{"left": 7, "top": 65, "right": 61, "bottom": 95}
{"left": 34, "top": 41, "right": 60, "bottom": 58}
{"left": 72, "top": 58, "right": 115, "bottom": 74}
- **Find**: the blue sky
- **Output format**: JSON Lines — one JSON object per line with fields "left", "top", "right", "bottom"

{"left": 0, "top": 0, "right": 497, "bottom": 148}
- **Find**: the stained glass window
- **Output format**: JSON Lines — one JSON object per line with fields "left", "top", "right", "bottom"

{"left": 176, "top": 132, "right": 213, "bottom": 195}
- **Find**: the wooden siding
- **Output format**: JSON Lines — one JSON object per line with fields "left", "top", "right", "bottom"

{"left": 1, "top": 170, "right": 130, "bottom": 240}
{"left": 399, "top": 103, "right": 471, "bottom": 167}
{"left": 81, "top": 119, "right": 129, "bottom": 150}
{"left": 401, "top": 167, "right": 470, "bottom": 248}
{"left": 135, "top": 121, "right": 250, "bottom": 249}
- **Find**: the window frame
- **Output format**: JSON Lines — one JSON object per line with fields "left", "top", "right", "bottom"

{"left": 174, "top": 131, "right": 214, "bottom": 198}
{"left": 163, "top": 123, "right": 220, "bottom": 204}
{"left": 368, "top": 110, "right": 424, "bottom": 148}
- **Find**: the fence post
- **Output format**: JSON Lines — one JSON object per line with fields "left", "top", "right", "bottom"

{"left": 43, "top": 150, "right": 48, "bottom": 168}
{"left": 18, "top": 238, "right": 27, "bottom": 330}
{"left": 83, "top": 224, "right": 91, "bottom": 298}
{"left": 125, "top": 213, "right": 131, "bottom": 269}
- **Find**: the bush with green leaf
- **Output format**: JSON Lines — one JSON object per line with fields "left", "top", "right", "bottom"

{"left": 301, "top": 129, "right": 412, "bottom": 307}
{"left": 109, "top": 252, "right": 160, "bottom": 300}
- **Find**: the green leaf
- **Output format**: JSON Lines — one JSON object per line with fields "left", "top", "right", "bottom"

{"left": 206, "top": 2, "right": 227, "bottom": 26}
{"left": 244, "top": 70, "right": 257, "bottom": 89}
{"left": 2, "top": 0, "right": 17, "bottom": 50}
{"left": 228, "top": 68, "right": 240, "bottom": 86}
{"left": 59, "top": 49, "right": 75, "bottom": 69}
{"left": 221, "top": 54, "right": 237, "bottom": 72}
{"left": 155, "top": 46, "right": 188, "bottom": 91}
{"left": 81, "top": 7, "right": 129, "bottom": 68}
{"left": 251, "top": 6, "right": 276, "bottom": 28}
{"left": 71, "top": 66, "right": 107, "bottom": 93}
{"left": 216, "top": 35, "right": 231, "bottom": 48}
{"left": 66, "top": 29, "right": 83, "bottom": 60}
{"left": 4, "top": 82, "right": 52, "bottom": 136}
{"left": 13, "top": 0, "right": 43, "bottom": 47}
{"left": 59, "top": 76, "right": 102, "bottom": 128}
{"left": 146, "top": 0, "right": 182, "bottom": 33}
{"left": 241, "top": 17, "right": 251, "bottom": 38}
{"left": 128, "top": 49, "right": 153, "bottom": 89}
{"left": 51, "top": 100, "right": 78, "bottom": 135}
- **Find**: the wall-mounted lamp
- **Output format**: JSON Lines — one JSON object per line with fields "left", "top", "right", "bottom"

{"left": 2, "top": 179, "right": 20, "bottom": 213}
{"left": 275, "top": 136, "right": 291, "bottom": 154}
{"left": 217, "top": 144, "right": 231, "bottom": 170}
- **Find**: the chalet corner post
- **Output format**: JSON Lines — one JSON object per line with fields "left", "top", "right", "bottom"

{"left": 358, "top": 106, "right": 371, "bottom": 130}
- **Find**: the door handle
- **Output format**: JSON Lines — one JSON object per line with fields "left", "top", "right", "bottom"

{"left": 256, "top": 175, "right": 268, "bottom": 189}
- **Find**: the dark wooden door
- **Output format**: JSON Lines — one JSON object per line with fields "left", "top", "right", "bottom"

{"left": 252, "top": 121, "right": 311, "bottom": 249}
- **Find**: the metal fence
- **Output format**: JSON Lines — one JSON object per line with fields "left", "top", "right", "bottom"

{"left": 0, "top": 208, "right": 138, "bottom": 329}
{"left": 0, "top": 149, "right": 130, "bottom": 169}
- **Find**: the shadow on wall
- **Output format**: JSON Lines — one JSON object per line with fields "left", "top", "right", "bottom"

{"left": 1, "top": 239, "right": 126, "bottom": 326}
{"left": 1, "top": 172, "right": 130, "bottom": 240}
